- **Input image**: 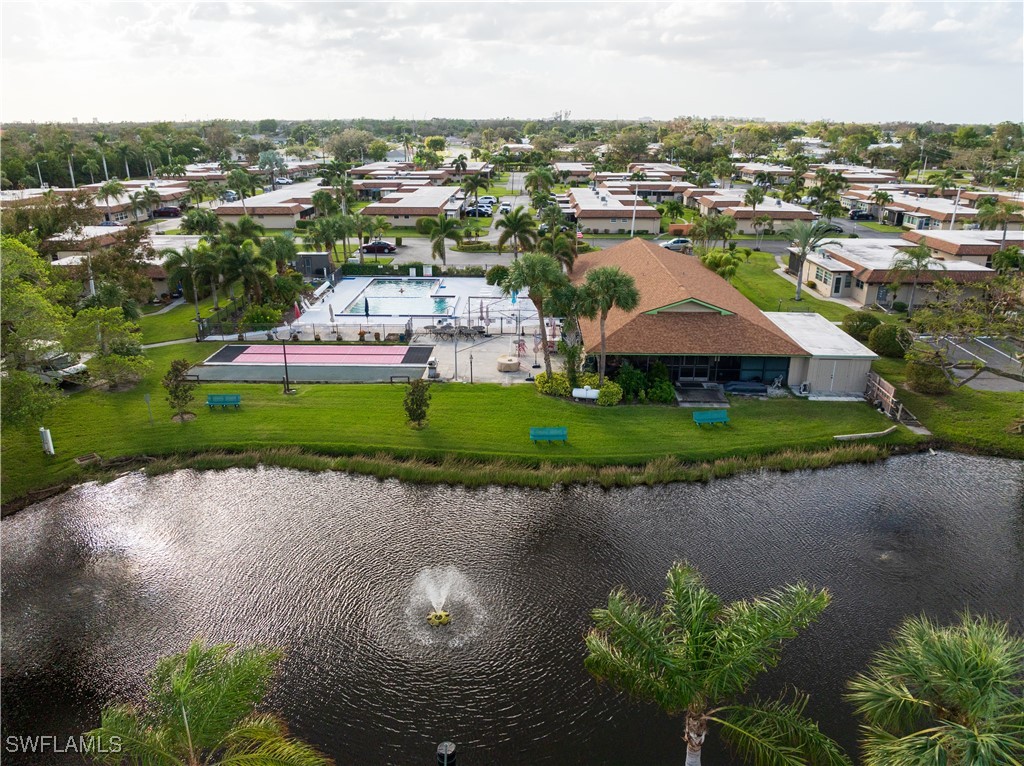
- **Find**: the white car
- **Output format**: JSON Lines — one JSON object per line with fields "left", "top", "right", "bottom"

{"left": 275, "top": 177, "right": 293, "bottom": 185}
{"left": 478, "top": 195, "right": 498, "bottom": 205}
{"left": 498, "top": 202, "right": 512, "bottom": 214}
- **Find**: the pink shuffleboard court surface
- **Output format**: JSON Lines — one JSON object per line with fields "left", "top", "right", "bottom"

{"left": 232, "top": 345, "right": 408, "bottom": 366}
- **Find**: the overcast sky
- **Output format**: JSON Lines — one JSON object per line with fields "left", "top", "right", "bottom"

{"left": 2, "top": 1, "right": 1021, "bottom": 125}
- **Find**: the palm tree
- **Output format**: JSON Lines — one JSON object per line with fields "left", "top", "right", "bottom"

{"left": 181, "top": 208, "right": 221, "bottom": 237}
{"left": 523, "top": 166, "right": 555, "bottom": 198}
{"left": 744, "top": 186, "right": 765, "bottom": 220}
{"left": 586, "top": 563, "right": 849, "bottom": 766}
{"left": 538, "top": 232, "right": 577, "bottom": 274}
{"left": 195, "top": 240, "right": 224, "bottom": 310}
{"left": 415, "top": 214, "right": 463, "bottom": 267}
{"left": 462, "top": 175, "right": 488, "bottom": 209}
{"left": 930, "top": 168, "right": 958, "bottom": 197}
{"left": 308, "top": 215, "right": 344, "bottom": 269}
{"left": 710, "top": 214, "right": 738, "bottom": 252}
{"left": 869, "top": 190, "right": 893, "bottom": 225}
{"left": 977, "top": 199, "right": 1020, "bottom": 249}
{"left": 141, "top": 187, "right": 162, "bottom": 219}
{"left": 662, "top": 199, "right": 686, "bottom": 223}
{"left": 581, "top": 266, "right": 639, "bottom": 383}
{"left": 188, "top": 179, "right": 210, "bottom": 207}
{"left": 115, "top": 141, "right": 134, "bottom": 180}
{"left": 220, "top": 215, "right": 266, "bottom": 247}
{"left": 500, "top": 253, "right": 566, "bottom": 376}
{"left": 56, "top": 132, "right": 77, "bottom": 188}
{"left": 452, "top": 153, "right": 468, "bottom": 179}
{"left": 162, "top": 246, "right": 206, "bottom": 323}
{"left": 221, "top": 239, "right": 273, "bottom": 304}
{"left": 96, "top": 179, "right": 126, "bottom": 210}
{"left": 92, "top": 132, "right": 112, "bottom": 181}
{"left": 753, "top": 214, "right": 774, "bottom": 250}
{"left": 227, "top": 168, "right": 255, "bottom": 214}
{"left": 352, "top": 213, "right": 372, "bottom": 264}
{"left": 127, "top": 191, "right": 148, "bottom": 223}
{"left": 992, "top": 245, "right": 1023, "bottom": 273}
{"left": 890, "top": 244, "right": 943, "bottom": 316}
{"left": 82, "top": 157, "right": 101, "bottom": 184}
{"left": 86, "top": 640, "right": 331, "bottom": 766}
{"left": 496, "top": 206, "right": 538, "bottom": 260}
{"left": 260, "top": 235, "right": 298, "bottom": 275}
{"left": 847, "top": 613, "right": 1023, "bottom": 766}
{"left": 370, "top": 215, "right": 391, "bottom": 252}
{"left": 783, "top": 220, "right": 842, "bottom": 300}
{"left": 713, "top": 157, "right": 734, "bottom": 188}
{"left": 311, "top": 189, "right": 339, "bottom": 218}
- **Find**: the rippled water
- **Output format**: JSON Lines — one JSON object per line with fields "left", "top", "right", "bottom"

{"left": 2, "top": 453, "right": 1022, "bottom": 764}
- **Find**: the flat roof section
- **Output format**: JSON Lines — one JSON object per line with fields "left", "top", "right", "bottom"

{"left": 764, "top": 313, "right": 877, "bottom": 359}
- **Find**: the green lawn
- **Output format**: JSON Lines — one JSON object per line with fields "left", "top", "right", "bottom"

{"left": 730, "top": 252, "right": 853, "bottom": 322}
{"left": 1, "top": 343, "right": 911, "bottom": 504}
{"left": 860, "top": 222, "right": 905, "bottom": 234}
{"left": 871, "top": 358, "right": 1024, "bottom": 457}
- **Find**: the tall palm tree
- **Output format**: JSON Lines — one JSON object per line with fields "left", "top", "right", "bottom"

{"left": 92, "top": 132, "right": 112, "bottom": 181}
{"left": 744, "top": 186, "right": 765, "bottom": 220}
{"left": 753, "top": 214, "right": 774, "bottom": 249}
{"left": 195, "top": 240, "right": 224, "bottom": 310}
{"left": 523, "top": 166, "right": 555, "bottom": 198}
{"left": 496, "top": 206, "right": 538, "bottom": 260}
{"left": 500, "top": 253, "right": 566, "bottom": 376}
{"left": 221, "top": 239, "right": 273, "bottom": 304}
{"left": 260, "top": 235, "right": 298, "bottom": 275}
{"left": 869, "top": 190, "right": 893, "bottom": 224}
{"left": 115, "top": 141, "right": 134, "bottom": 180}
{"left": 86, "top": 640, "right": 331, "bottom": 766}
{"left": 352, "top": 213, "right": 372, "bottom": 264}
{"left": 415, "top": 214, "right": 463, "bottom": 267}
{"left": 56, "top": 132, "right": 77, "bottom": 188}
{"left": 581, "top": 266, "right": 639, "bottom": 383}
{"left": 890, "top": 244, "right": 943, "bottom": 316}
{"left": 462, "top": 175, "right": 488, "bottom": 209}
{"left": 538, "top": 232, "right": 577, "bottom": 274}
{"left": 227, "top": 168, "right": 255, "bottom": 215}
{"left": 82, "top": 157, "right": 101, "bottom": 185}
{"left": 162, "top": 246, "right": 206, "bottom": 323}
{"left": 586, "top": 563, "right": 849, "bottom": 766}
{"left": 96, "top": 179, "right": 126, "bottom": 210}
{"left": 977, "top": 199, "right": 1020, "bottom": 250}
{"left": 782, "top": 220, "right": 842, "bottom": 300}
{"left": 847, "top": 613, "right": 1023, "bottom": 766}
{"left": 452, "top": 153, "right": 468, "bottom": 179}
{"left": 127, "top": 190, "right": 148, "bottom": 223}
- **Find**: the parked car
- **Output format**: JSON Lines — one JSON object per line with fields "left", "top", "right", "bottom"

{"left": 849, "top": 210, "right": 874, "bottom": 221}
{"left": 221, "top": 191, "right": 239, "bottom": 202}
{"left": 275, "top": 177, "right": 293, "bottom": 185}
{"left": 98, "top": 220, "right": 123, "bottom": 227}
{"left": 659, "top": 237, "right": 692, "bottom": 252}
{"left": 152, "top": 206, "right": 182, "bottom": 218}
{"left": 478, "top": 195, "right": 498, "bottom": 205}
{"left": 360, "top": 240, "right": 397, "bottom": 254}
{"left": 498, "top": 202, "right": 512, "bottom": 214}
{"left": 538, "top": 224, "right": 569, "bottom": 235}
{"left": 819, "top": 222, "right": 843, "bottom": 234}
{"left": 465, "top": 207, "right": 491, "bottom": 217}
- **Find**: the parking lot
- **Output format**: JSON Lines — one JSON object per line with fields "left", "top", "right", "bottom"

{"left": 924, "top": 335, "right": 1023, "bottom": 391}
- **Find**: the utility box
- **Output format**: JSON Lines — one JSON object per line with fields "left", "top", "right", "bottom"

{"left": 427, "top": 357, "right": 439, "bottom": 379}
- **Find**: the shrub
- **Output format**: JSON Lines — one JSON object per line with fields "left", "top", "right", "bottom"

{"left": 905, "top": 361, "right": 953, "bottom": 394}
{"left": 891, "top": 301, "right": 908, "bottom": 313}
{"left": 647, "top": 379, "right": 676, "bottom": 404}
{"left": 486, "top": 265, "right": 509, "bottom": 286}
{"left": 558, "top": 340, "right": 583, "bottom": 388}
{"left": 578, "top": 372, "right": 600, "bottom": 389}
{"left": 868, "top": 323, "right": 911, "bottom": 358}
{"left": 596, "top": 380, "right": 623, "bottom": 406}
{"left": 848, "top": 233, "right": 860, "bottom": 238}
{"left": 243, "top": 305, "right": 282, "bottom": 326}
{"left": 615, "top": 362, "right": 646, "bottom": 402}
{"left": 454, "top": 241, "right": 496, "bottom": 253}
{"left": 395, "top": 236, "right": 402, "bottom": 247}
{"left": 534, "top": 371, "right": 571, "bottom": 398}
{"left": 403, "top": 379, "right": 431, "bottom": 425}
{"left": 805, "top": 280, "right": 817, "bottom": 289}
{"left": 162, "top": 358, "right": 197, "bottom": 420}
{"left": 841, "top": 310, "right": 882, "bottom": 341}
{"left": 646, "top": 360, "right": 670, "bottom": 385}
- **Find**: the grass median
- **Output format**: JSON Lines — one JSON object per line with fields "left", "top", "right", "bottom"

{"left": 1, "top": 343, "right": 916, "bottom": 505}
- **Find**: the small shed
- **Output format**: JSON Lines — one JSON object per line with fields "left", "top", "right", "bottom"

{"left": 765, "top": 312, "right": 877, "bottom": 396}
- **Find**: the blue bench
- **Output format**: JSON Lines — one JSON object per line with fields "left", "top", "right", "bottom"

{"left": 207, "top": 394, "right": 242, "bottom": 409}
{"left": 693, "top": 409, "right": 729, "bottom": 427}
{"left": 530, "top": 426, "right": 568, "bottom": 443}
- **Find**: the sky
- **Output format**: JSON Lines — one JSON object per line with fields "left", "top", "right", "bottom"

{"left": 2, "top": 0, "right": 1022, "bottom": 125}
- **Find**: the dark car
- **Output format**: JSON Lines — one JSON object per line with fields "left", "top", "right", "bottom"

{"left": 538, "top": 224, "right": 569, "bottom": 235}
{"left": 849, "top": 210, "right": 874, "bottom": 221}
{"left": 819, "top": 223, "right": 843, "bottom": 234}
{"left": 152, "top": 206, "right": 182, "bottom": 218}
{"left": 465, "top": 207, "right": 491, "bottom": 217}
{"left": 360, "top": 240, "right": 397, "bottom": 254}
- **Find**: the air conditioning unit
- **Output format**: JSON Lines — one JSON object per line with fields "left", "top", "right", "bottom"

{"left": 799, "top": 381, "right": 810, "bottom": 395}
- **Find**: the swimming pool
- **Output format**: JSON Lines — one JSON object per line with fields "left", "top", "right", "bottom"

{"left": 345, "top": 279, "right": 455, "bottom": 316}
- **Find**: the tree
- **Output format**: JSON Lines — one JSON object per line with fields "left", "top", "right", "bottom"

{"left": 462, "top": 175, "right": 488, "bottom": 209}
{"left": 869, "top": 190, "right": 893, "bottom": 224}
{"left": 221, "top": 239, "right": 273, "bottom": 304}
{"left": 96, "top": 179, "right": 125, "bottom": 211}
{"left": 226, "top": 169, "right": 256, "bottom": 214}
{"left": 188, "top": 179, "right": 210, "bottom": 206}
{"left": 311, "top": 189, "right": 339, "bottom": 218}
{"left": 180, "top": 207, "right": 221, "bottom": 237}
{"left": 744, "top": 186, "right": 765, "bottom": 218}
{"left": 585, "top": 563, "right": 849, "bottom": 766}
{"left": 86, "top": 640, "right": 331, "bottom": 766}
{"left": 662, "top": 199, "right": 685, "bottom": 223}
{"left": 524, "top": 166, "right": 555, "bottom": 198}
{"left": 424, "top": 135, "right": 446, "bottom": 152}
{"left": 496, "top": 206, "right": 539, "bottom": 260}
{"left": 992, "top": 245, "right": 1023, "bottom": 274}
{"left": 367, "top": 139, "right": 390, "bottom": 162}
{"left": 782, "top": 220, "right": 841, "bottom": 300}
{"left": 538, "top": 232, "right": 577, "bottom": 274}
{"left": 977, "top": 199, "right": 1020, "bottom": 250}
{"left": 260, "top": 236, "right": 298, "bottom": 275}
{"left": 714, "top": 157, "right": 735, "bottom": 188}
{"left": 847, "top": 613, "right": 1023, "bottom": 766}
{"left": 163, "top": 358, "right": 198, "bottom": 421}
{"left": 92, "top": 131, "right": 112, "bottom": 181}
{"left": 127, "top": 190, "right": 148, "bottom": 223}
{"left": 701, "top": 250, "right": 744, "bottom": 282}
{"left": 65, "top": 307, "right": 151, "bottom": 388}
{"left": 308, "top": 215, "right": 344, "bottom": 269}
{"left": 889, "top": 244, "right": 943, "bottom": 317}
{"left": 752, "top": 214, "right": 774, "bottom": 249}
{"left": 258, "top": 149, "right": 286, "bottom": 189}
{"left": 404, "top": 379, "right": 431, "bottom": 426}
{"left": 451, "top": 153, "right": 468, "bottom": 178}
{"left": 415, "top": 214, "right": 463, "bottom": 267}
{"left": 195, "top": 240, "right": 224, "bottom": 311}
{"left": 501, "top": 253, "right": 567, "bottom": 376}
{"left": 163, "top": 247, "right": 206, "bottom": 323}
{"left": 351, "top": 213, "right": 371, "bottom": 264}
{"left": 581, "top": 266, "right": 639, "bottom": 384}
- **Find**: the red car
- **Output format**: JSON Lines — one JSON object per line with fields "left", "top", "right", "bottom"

{"left": 152, "top": 206, "right": 182, "bottom": 218}
{"left": 361, "top": 240, "right": 397, "bottom": 254}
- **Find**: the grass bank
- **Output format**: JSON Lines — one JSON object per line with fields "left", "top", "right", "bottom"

{"left": 2, "top": 343, "right": 916, "bottom": 506}
{"left": 731, "top": 252, "right": 853, "bottom": 322}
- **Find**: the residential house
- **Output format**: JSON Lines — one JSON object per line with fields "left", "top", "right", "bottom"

{"left": 567, "top": 187, "right": 660, "bottom": 234}
{"left": 359, "top": 186, "right": 465, "bottom": 225}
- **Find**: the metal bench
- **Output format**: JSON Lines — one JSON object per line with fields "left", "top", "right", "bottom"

{"left": 692, "top": 409, "right": 729, "bottom": 427}
{"left": 207, "top": 394, "right": 242, "bottom": 409}
{"left": 530, "top": 426, "right": 568, "bottom": 443}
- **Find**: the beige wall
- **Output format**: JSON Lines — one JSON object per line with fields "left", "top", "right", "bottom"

{"left": 579, "top": 217, "right": 659, "bottom": 234}
{"left": 218, "top": 213, "right": 299, "bottom": 230}
{"left": 793, "top": 357, "right": 873, "bottom": 394}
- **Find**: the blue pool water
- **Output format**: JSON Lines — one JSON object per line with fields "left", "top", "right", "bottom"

{"left": 346, "top": 279, "right": 454, "bottom": 316}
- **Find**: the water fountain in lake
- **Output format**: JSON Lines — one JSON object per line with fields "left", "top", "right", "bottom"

{"left": 406, "top": 566, "right": 485, "bottom": 645}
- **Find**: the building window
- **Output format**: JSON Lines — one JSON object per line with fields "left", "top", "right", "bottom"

{"left": 814, "top": 266, "right": 832, "bottom": 285}
{"left": 855, "top": 278, "right": 865, "bottom": 289}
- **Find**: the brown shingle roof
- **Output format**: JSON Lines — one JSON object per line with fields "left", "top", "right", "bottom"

{"left": 571, "top": 239, "right": 807, "bottom": 357}
{"left": 216, "top": 204, "right": 304, "bottom": 216}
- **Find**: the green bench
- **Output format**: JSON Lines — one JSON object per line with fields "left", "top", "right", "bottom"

{"left": 207, "top": 394, "right": 242, "bottom": 409}
{"left": 530, "top": 426, "right": 568, "bottom": 443}
{"left": 693, "top": 409, "right": 729, "bottom": 427}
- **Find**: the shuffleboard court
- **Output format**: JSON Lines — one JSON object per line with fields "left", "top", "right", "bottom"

{"left": 193, "top": 344, "right": 435, "bottom": 383}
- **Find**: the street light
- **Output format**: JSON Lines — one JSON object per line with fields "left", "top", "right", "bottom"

{"left": 281, "top": 340, "right": 292, "bottom": 394}
{"left": 629, "top": 180, "right": 639, "bottom": 237}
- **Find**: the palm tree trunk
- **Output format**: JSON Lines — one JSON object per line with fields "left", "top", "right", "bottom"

{"left": 684, "top": 713, "right": 706, "bottom": 766}
{"left": 67, "top": 155, "right": 76, "bottom": 188}
{"left": 124, "top": 157, "right": 131, "bottom": 180}
{"left": 191, "top": 277, "right": 201, "bottom": 323}
{"left": 794, "top": 254, "right": 805, "bottom": 300}
{"left": 101, "top": 155, "right": 109, "bottom": 181}
{"left": 535, "top": 300, "right": 552, "bottom": 376}
{"left": 599, "top": 312, "right": 608, "bottom": 385}
{"left": 210, "top": 276, "right": 220, "bottom": 311}
{"left": 240, "top": 195, "right": 248, "bottom": 215}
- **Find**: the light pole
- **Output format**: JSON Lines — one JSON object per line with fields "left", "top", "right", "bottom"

{"left": 949, "top": 187, "right": 962, "bottom": 229}
{"left": 281, "top": 340, "right": 292, "bottom": 394}
{"left": 453, "top": 335, "right": 459, "bottom": 381}
{"left": 629, "top": 181, "right": 639, "bottom": 237}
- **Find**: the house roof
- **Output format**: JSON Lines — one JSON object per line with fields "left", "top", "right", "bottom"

{"left": 813, "top": 239, "right": 995, "bottom": 284}
{"left": 764, "top": 312, "right": 876, "bottom": 359}
{"left": 902, "top": 228, "right": 1024, "bottom": 255}
{"left": 217, "top": 203, "right": 305, "bottom": 216}
{"left": 571, "top": 239, "right": 808, "bottom": 357}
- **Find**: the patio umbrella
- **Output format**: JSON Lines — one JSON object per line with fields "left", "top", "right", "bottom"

{"left": 328, "top": 303, "right": 334, "bottom": 318}
{"left": 293, "top": 301, "right": 301, "bottom": 319}
{"left": 364, "top": 297, "right": 370, "bottom": 319}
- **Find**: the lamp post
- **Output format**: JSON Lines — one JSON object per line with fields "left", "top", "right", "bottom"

{"left": 281, "top": 340, "right": 292, "bottom": 394}
{"left": 949, "top": 187, "right": 962, "bottom": 229}
{"left": 453, "top": 334, "right": 459, "bottom": 381}
{"left": 629, "top": 181, "right": 639, "bottom": 237}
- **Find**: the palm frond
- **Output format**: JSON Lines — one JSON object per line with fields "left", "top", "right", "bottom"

{"left": 659, "top": 564, "right": 721, "bottom": 676}
{"left": 706, "top": 583, "right": 829, "bottom": 699}
{"left": 215, "top": 713, "right": 332, "bottom": 766}
{"left": 713, "top": 693, "right": 852, "bottom": 766}
{"left": 85, "top": 704, "right": 180, "bottom": 766}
